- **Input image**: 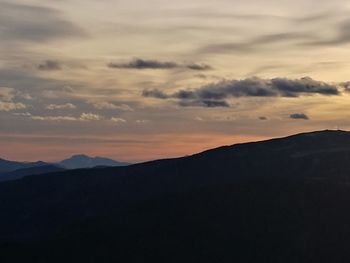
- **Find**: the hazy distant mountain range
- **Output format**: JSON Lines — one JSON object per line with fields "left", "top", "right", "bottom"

{"left": 2, "top": 130, "right": 350, "bottom": 262}
{"left": 58, "top": 154, "right": 130, "bottom": 169}
{"left": 0, "top": 159, "right": 47, "bottom": 174}
{"left": 0, "top": 155, "right": 130, "bottom": 182}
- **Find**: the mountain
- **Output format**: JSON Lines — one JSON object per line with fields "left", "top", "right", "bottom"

{"left": 58, "top": 154, "right": 130, "bottom": 169}
{"left": 0, "top": 164, "right": 65, "bottom": 182}
{"left": 2, "top": 130, "right": 350, "bottom": 262}
{"left": 0, "top": 155, "right": 129, "bottom": 183}
{"left": 0, "top": 159, "right": 48, "bottom": 174}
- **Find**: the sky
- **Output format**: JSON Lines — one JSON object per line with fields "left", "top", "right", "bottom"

{"left": 2, "top": 0, "right": 350, "bottom": 162}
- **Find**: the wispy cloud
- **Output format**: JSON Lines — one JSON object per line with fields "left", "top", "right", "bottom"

{"left": 0, "top": 87, "right": 15, "bottom": 101}
{"left": 16, "top": 112, "right": 104, "bottom": 122}
{"left": 89, "top": 101, "right": 133, "bottom": 111}
{"left": 302, "top": 19, "right": 350, "bottom": 46}
{"left": 46, "top": 103, "right": 77, "bottom": 110}
{"left": 111, "top": 117, "right": 127, "bottom": 123}
{"left": 198, "top": 32, "right": 316, "bottom": 54}
{"left": 38, "top": 60, "right": 62, "bottom": 71}
{"left": 0, "top": 101, "right": 26, "bottom": 111}
{"left": 79, "top": 113, "right": 103, "bottom": 121}
{"left": 0, "top": 2, "right": 87, "bottom": 43}
{"left": 31, "top": 115, "right": 78, "bottom": 121}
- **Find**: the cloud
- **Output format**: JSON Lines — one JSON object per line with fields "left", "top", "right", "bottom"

{"left": 198, "top": 32, "right": 316, "bottom": 54}
{"left": 38, "top": 60, "right": 62, "bottom": 71}
{"left": 178, "top": 99, "right": 230, "bottom": 108}
{"left": 108, "top": 58, "right": 211, "bottom": 71}
{"left": 169, "top": 10, "right": 334, "bottom": 24}
{"left": 80, "top": 113, "right": 102, "bottom": 121}
{"left": 108, "top": 59, "right": 177, "bottom": 69}
{"left": 143, "top": 77, "right": 340, "bottom": 108}
{"left": 0, "top": 69, "right": 76, "bottom": 102}
{"left": 46, "top": 103, "right": 77, "bottom": 110}
{"left": 197, "top": 16, "right": 350, "bottom": 54}
{"left": 195, "top": 117, "right": 204, "bottom": 121}
{"left": 19, "top": 93, "right": 33, "bottom": 100}
{"left": 13, "top": 112, "right": 32, "bottom": 117}
{"left": 269, "top": 77, "right": 339, "bottom": 96}
{"left": 289, "top": 113, "right": 309, "bottom": 120}
{"left": 259, "top": 116, "right": 268, "bottom": 121}
{"left": 142, "top": 89, "right": 169, "bottom": 99}
{"left": 306, "top": 19, "right": 350, "bottom": 46}
{"left": 31, "top": 115, "right": 78, "bottom": 121}
{"left": 90, "top": 101, "right": 133, "bottom": 111}
{"left": 0, "top": 2, "right": 87, "bottom": 43}
{"left": 0, "top": 87, "right": 15, "bottom": 101}
{"left": 143, "top": 88, "right": 229, "bottom": 108}
{"left": 0, "top": 101, "right": 26, "bottom": 111}
{"left": 25, "top": 112, "right": 103, "bottom": 122}
{"left": 111, "top": 117, "right": 127, "bottom": 123}
{"left": 136, "top": 119, "right": 150, "bottom": 124}
{"left": 186, "top": 63, "right": 213, "bottom": 70}
{"left": 0, "top": 87, "right": 29, "bottom": 111}
{"left": 0, "top": 87, "right": 33, "bottom": 104}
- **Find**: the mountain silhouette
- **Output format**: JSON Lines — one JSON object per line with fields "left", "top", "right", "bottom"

{"left": 0, "top": 164, "right": 65, "bottom": 182}
{"left": 0, "top": 155, "right": 129, "bottom": 182}
{"left": 2, "top": 130, "right": 350, "bottom": 262}
{"left": 58, "top": 154, "right": 130, "bottom": 169}
{"left": 0, "top": 159, "right": 48, "bottom": 174}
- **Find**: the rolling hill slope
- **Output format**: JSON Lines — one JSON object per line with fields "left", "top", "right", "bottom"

{"left": 2, "top": 130, "right": 350, "bottom": 262}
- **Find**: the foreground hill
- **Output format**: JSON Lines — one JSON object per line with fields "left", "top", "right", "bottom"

{"left": 2, "top": 130, "right": 350, "bottom": 262}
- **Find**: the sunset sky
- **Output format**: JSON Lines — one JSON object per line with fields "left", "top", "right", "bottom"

{"left": 2, "top": 0, "right": 350, "bottom": 162}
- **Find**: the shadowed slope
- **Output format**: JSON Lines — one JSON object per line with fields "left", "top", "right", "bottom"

{"left": 2, "top": 130, "right": 350, "bottom": 262}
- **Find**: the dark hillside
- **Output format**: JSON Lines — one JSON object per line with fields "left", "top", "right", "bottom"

{"left": 2, "top": 130, "right": 350, "bottom": 262}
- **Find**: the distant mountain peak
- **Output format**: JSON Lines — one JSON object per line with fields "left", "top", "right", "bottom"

{"left": 58, "top": 154, "right": 130, "bottom": 169}
{"left": 69, "top": 154, "right": 91, "bottom": 159}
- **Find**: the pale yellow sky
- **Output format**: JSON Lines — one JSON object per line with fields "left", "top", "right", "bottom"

{"left": 1, "top": 0, "right": 350, "bottom": 162}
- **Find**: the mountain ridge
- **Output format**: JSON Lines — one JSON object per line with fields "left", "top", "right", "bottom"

{"left": 2, "top": 130, "right": 350, "bottom": 262}
{"left": 0, "top": 154, "right": 130, "bottom": 182}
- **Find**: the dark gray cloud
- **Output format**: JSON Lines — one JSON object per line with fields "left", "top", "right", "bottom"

{"left": 142, "top": 89, "right": 228, "bottom": 108}
{"left": 142, "top": 89, "right": 169, "bottom": 99}
{"left": 38, "top": 60, "right": 62, "bottom": 71}
{"left": 269, "top": 77, "right": 339, "bottom": 97}
{"left": 0, "top": 2, "right": 86, "bottom": 43}
{"left": 340, "top": 81, "right": 350, "bottom": 90}
{"left": 186, "top": 63, "right": 213, "bottom": 70}
{"left": 108, "top": 59, "right": 178, "bottom": 69}
{"left": 289, "top": 113, "right": 309, "bottom": 120}
{"left": 143, "top": 77, "right": 340, "bottom": 108}
{"left": 108, "top": 58, "right": 212, "bottom": 71}
{"left": 178, "top": 99, "right": 230, "bottom": 108}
